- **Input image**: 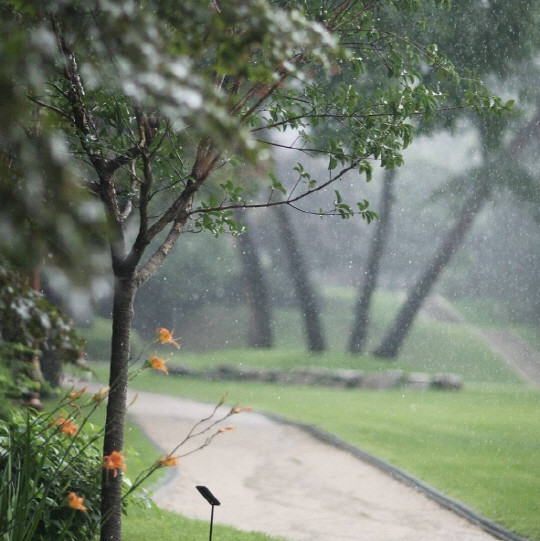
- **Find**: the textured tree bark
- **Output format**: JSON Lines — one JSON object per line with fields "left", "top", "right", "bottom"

{"left": 234, "top": 209, "right": 274, "bottom": 348}
{"left": 40, "top": 346, "right": 63, "bottom": 388}
{"left": 274, "top": 204, "right": 326, "bottom": 352}
{"left": 372, "top": 178, "right": 490, "bottom": 359}
{"left": 100, "top": 272, "right": 137, "bottom": 541}
{"left": 349, "top": 168, "right": 397, "bottom": 353}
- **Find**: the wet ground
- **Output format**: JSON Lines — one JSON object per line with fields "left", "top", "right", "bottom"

{"left": 127, "top": 390, "right": 500, "bottom": 541}
{"left": 77, "top": 295, "right": 537, "bottom": 540}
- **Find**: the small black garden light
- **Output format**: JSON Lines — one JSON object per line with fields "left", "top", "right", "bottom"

{"left": 196, "top": 486, "right": 221, "bottom": 541}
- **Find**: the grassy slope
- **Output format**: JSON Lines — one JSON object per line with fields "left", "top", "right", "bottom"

{"left": 451, "top": 296, "right": 540, "bottom": 352}
{"left": 145, "top": 289, "right": 523, "bottom": 385}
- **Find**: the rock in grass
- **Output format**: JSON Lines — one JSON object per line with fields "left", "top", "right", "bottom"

{"left": 431, "top": 373, "right": 463, "bottom": 390}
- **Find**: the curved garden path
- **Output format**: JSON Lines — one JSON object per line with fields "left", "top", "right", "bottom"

{"left": 126, "top": 390, "right": 504, "bottom": 541}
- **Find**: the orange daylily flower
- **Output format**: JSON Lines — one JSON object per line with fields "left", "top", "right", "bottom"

{"left": 51, "top": 414, "right": 79, "bottom": 437}
{"left": 67, "top": 491, "right": 87, "bottom": 512}
{"left": 231, "top": 405, "right": 253, "bottom": 415}
{"left": 60, "top": 420, "right": 79, "bottom": 437}
{"left": 149, "top": 354, "right": 169, "bottom": 375}
{"left": 158, "top": 454, "right": 180, "bottom": 467}
{"left": 68, "top": 385, "right": 88, "bottom": 400}
{"left": 158, "top": 328, "right": 180, "bottom": 349}
{"left": 103, "top": 450, "right": 127, "bottom": 477}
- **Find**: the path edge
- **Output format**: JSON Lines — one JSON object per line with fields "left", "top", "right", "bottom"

{"left": 264, "top": 411, "right": 530, "bottom": 541}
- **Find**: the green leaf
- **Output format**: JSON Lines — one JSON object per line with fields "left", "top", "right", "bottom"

{"left": 328, "top": 156, "right": 337, "bottom": 170}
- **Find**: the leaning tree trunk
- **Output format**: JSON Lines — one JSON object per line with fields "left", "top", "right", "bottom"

{"left": 372, "top": 177, "right": 491, "bottom": 359}
{"left": 349, "top": 168, "right": 397, "bottom": 353}
{"left": 274, "top": 204, "right": 326, "bottom": 352}
{"left": 100, "top": 271, "right": 137, "bottom": 541}
{"left": 234, "top": 209, "right": 274, "bottom": 348}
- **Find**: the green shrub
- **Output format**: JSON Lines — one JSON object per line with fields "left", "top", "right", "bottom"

{"left": 0, "top": 407, "right": 102, "bottom": 541}
{"left": 0, "top": 355, "right": 239, "bottom": 541}
{"left": 0, "top": 388, "right": 150, "bottom": 541}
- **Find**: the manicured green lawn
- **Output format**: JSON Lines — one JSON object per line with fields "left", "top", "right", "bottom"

{"left": 450, "top": 297, "right": 540, "bottom": 352}
{"left": 123, "top": 507, "right": 286, "bottom": 541}
{"left": 109, "top": 369, "right": 540, "bottom": 541}
{"left": 515, "top": 326, "right": 540, "bottom": 353}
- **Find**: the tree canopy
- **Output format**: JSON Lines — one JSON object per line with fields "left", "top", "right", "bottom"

{"left": 0, "top": 1, "right": 509, "bottom": 276}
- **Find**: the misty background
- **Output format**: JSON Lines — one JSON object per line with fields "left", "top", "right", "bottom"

{"left": 70, "top": 122, "right": 539, "bottom": 356}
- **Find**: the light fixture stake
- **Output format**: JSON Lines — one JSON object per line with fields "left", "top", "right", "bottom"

{"left": 196, "top": 486, "right": 221, "bottom": 541}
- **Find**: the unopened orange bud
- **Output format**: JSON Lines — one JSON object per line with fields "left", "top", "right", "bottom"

{"left": 68, "top": 385, "right": 88, "bottom": 400}
{"left": 217, "top": 425, "right": 236, "bottom": 434}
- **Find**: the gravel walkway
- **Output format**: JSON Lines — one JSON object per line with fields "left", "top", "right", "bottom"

{"left": 126, "top": 390, "right": 503, "bottom": 541}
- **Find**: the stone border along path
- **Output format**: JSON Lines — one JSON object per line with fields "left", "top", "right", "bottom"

{"left": 118, "top": 389, "right": 529, "bottom": 541}
{"left": 167, "top": 364, "right": 464, "bottom": 391}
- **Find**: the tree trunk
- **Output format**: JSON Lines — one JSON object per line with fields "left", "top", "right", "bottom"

{"left": 40, "top": 346, "right": 63, "bottom": 388}
{"left": 349, "top": 168, "right": 397, "bottom": 353}
{"left": 274, "top": 205, "right": 326, "bottom": 352}
{"left": 100, "top": 272, "right": 137, "bottom": 541}
{"left": 234, "top": 209, "right": 274, "bottom": 348}
{"left": 372, "top": 178, "right": 490, "bottom": 359}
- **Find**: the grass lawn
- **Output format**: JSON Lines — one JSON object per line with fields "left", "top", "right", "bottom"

{"left": 112, "top": 288, "right": 522, "bottom": 385}
{"left": 97, "top": 367, "right": 540, "bottom": 541}
{"left": 79, "top": 288, "right": 540, "bottom": 539}
{"left": 123, "top": 508, "right": 285, "bottom": 541}
{"left": 514, "top": 326, "right": 540, "bottom": 353}
{"left": 450, "top": 296, "right": 540, "bottom": 352}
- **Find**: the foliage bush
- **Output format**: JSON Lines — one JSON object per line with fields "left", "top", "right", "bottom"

{"left": 0, "top": 341, "right": 42, "bottom": 422}
{"left": 0, "top": 405, "right": 102, "bottom": 541}
{"left": 0, "top": 331, "right": 243, "bottom": 541}
{"left": 0, "top": 263, "right": 84, "bottom": 366}
{"left": 0, "top": 385, "right": 154, "bottom": 541}
{"left": 0, "top": 260, "right": 86, "bottom": 404}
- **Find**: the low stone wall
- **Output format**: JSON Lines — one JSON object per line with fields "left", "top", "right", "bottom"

{"left": 168, "top": 364, "right": 463, "bottom": 391}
